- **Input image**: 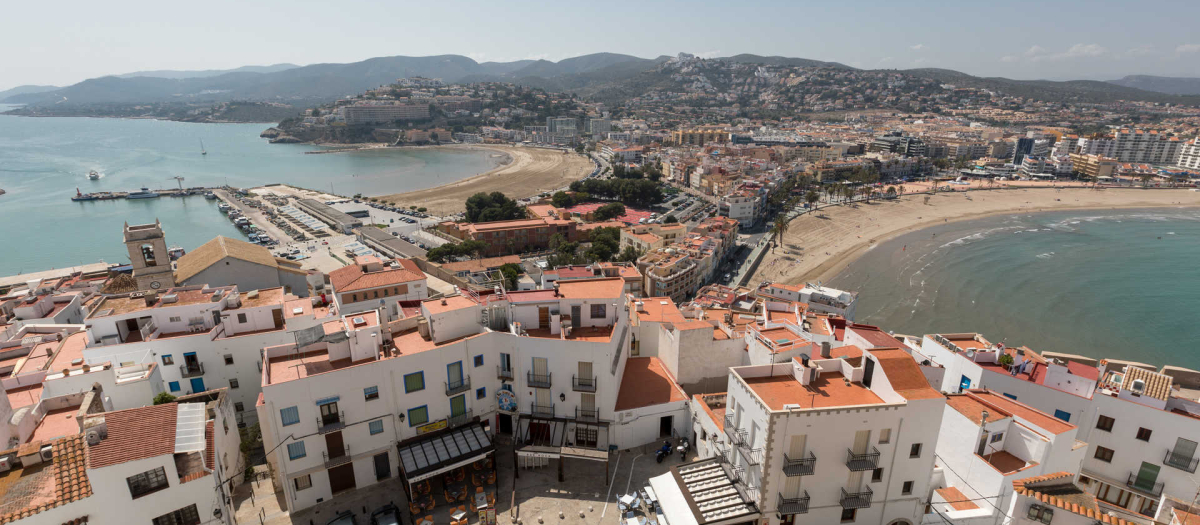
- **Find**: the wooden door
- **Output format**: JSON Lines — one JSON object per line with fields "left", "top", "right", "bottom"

{"left": 571, "top": 305, "right": 581, "bottom": 329}
{"left": 272, "top": 308, "right": 284, "bottom": 329}
{"left": 538, "top": 307, "right": 550, "bottom": 330}
{"left": 328, "top": 463, "right": 356, "bottom": 494}
{"left": 325, "top": 431, "right": 345, "bottom": 459}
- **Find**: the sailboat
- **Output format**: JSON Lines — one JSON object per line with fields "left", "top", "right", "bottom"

{"left": 200, "top": 139, "right": 207, "bottom": 156}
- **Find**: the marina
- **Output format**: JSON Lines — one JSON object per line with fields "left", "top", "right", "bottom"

{"left": 72, "top": 185, "right": 223, "bottom": 201}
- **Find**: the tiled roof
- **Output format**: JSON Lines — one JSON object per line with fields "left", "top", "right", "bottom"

{"left": 88, "top": 404, "right": 177, "bottom": 468}
{"left": 330, "top": 258, "right": 425, "bottom": 293}
{"left": 615, "top": 357, "right": 687, "bottom": 411}
{"left": 1012, "top": 472, "right": 1129, "bottom": 525}
{"left": 175, "top": 236, "right": 281, "bottom": 283}
{"left": 1122, "top": 366, "right": 1172, "bottom": 401}
{"left": 0, "top": 434, "right": 93, "bottom": 525}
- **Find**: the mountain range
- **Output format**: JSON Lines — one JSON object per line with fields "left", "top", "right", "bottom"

{"left": 2, "top": 52, "right": 1197, "bottom": 108}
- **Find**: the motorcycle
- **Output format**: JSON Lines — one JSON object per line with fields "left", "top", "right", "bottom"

{"left": 655, "top": 440, "right": 673, "bottom": 463}
{"left": 677, "top": 437, "right": 691, "bottom": 461}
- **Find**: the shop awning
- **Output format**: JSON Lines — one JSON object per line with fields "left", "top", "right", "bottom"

{"left": 398, "top": 422, "right": 493, "bottom": 483}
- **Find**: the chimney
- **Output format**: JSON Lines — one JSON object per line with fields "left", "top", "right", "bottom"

{"left": 820, "top": 341, "right": 831, "bottom": 359}
{"left": 144, "top": 290, "right": 158, "bottom": 307}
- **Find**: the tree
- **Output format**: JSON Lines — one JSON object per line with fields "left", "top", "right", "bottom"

{"left": 770, "top": 215, "right": 789, "bottom": 252}
{"left": 584, "top": 227, "right": 622, "bottom": 262}
{"left": 1139, "top": 173, "right": 1154, "bottom": 188}
{"left": 551, "top": 191, "right": 574, "bottom": 208}
{"left": 616, "top": 245, "right": 643, "bottom": 263}
{"left": 594, "top": 202, "right": 626, "bottom": 221}
{"left": 417, "top": 207, "right": 427, "bottom": 213}
{"left": 805, "top": 190, "right": 820, "bottom": 208}
{"left": 664, "top": 214, "right": 679, "bottom": 224}
{"left": 153, "top": 392, "right": 177, "bottom": 405}
{"left": 499, "top": 263, "right": 522, "bottom": 290}
{"left": 465, "top": 191, "right": 524, "bottom": 223}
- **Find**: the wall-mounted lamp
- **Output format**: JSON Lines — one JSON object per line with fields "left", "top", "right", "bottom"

{"left": 559, "top": 393, "right": 566, "bottom": 402}
{"left": 398, "top": 413, "right": 406, "bottom": 422}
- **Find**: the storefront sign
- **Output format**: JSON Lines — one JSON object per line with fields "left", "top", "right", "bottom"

{"left": 416, "top": 419, "right": 447, "bottom": 435}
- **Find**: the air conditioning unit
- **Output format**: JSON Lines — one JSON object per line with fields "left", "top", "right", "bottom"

{"left": 39, "top": 445, "right": 53, "bottom": 462}
{"left": 0, "top": 457, "right": 11, "bottom": 473}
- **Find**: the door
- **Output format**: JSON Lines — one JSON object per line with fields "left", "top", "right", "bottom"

{"left": 328, "top": 463, "right": 356, "bottom": 494}
{"left": 189, "top": 377, "right": 205, "bottom": 393}
{"left": 272, "top": 308, "right": 284, "bottom": 329}
{"left": 1133, "top": 462, "right": 1160, "bottom": 492}
{"left": 538, "top": 307, "right": 550, "bottom": 330}
{"left": 321, "top": 402, "right": 340, "bottom": 425}
{"left": 580, "top": 393, "right": 596, "bottom": 414}
{"left": 450, "top": 395, "right": 467, "bottom": 417}
{"left": 448, "top": 361, "right": 464, "bottom": 387}
{"left": 852, "top": 430, "right": 870, "bottom": 455}
{"left": 659, "top": 415, "right": 673, "bottom": 437}
{"left": 183, "top": 352, "right": 199, "bottom": 368}
{"left": 862, "top": 357, "right": 875, "bottom": 388}
{"left": 976, "top": 431, "right": 989, "bottom": 456}
{"left": 325, "top": 431, "right": 345, "bottom": 459}
{"left": 1171, "top": 438, "right": 1198, "bottom": 467}
{"left": 535, "top": 387, "right": 552, "bottom": 410}
{"left": 577, "top": 361, "right": 593, "bottom": 387}
{"left": 500, "top": 353, "right": 512, "bottom": 376}
{"left": 571, "top": 305, "right": 581, "bottom": 329}
{"left": 498, "top": 414, "right": 513, "bottom": 435}
{"left": 532, "top": 357, "right": 548, "bottom": 385}
{"left": 373, "top": 452, "right": 390, "bottom": 481}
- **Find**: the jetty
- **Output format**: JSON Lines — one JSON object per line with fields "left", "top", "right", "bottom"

{"left": 71, "top": 186, "right": 220, "bottom": 202}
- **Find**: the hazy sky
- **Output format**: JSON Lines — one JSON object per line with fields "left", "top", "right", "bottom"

{"left": 4, "top": 0, "right": 1200, "bottom": 90}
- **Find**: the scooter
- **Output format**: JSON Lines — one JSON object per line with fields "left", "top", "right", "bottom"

{"left": 655, "top": 440, "right": 674, "bottom": 463}
{"left": 677, "top": 437, "right": 691, "bottom": 461}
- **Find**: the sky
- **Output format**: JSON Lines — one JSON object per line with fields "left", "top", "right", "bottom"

{"left": 4, "top": 0, "right": 1200, "bottom": 91}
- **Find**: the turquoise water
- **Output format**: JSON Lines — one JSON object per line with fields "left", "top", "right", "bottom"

{"left": 830, "top": 208, "right": 1200, "bottom": 369}
{"left": 0, "top": 110, "right": 498, "bottom": 275}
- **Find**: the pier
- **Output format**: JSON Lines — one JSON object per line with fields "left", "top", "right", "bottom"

{"left": 70, "top": 186, "right": 222, "bottom": 202}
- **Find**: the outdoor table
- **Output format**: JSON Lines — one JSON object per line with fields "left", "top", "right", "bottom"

{"left": 451, "top": 509, "right": 467, "bottom": 521}
{"left": 643, "top": 486, "right": 657, "bottom": 502}
{"left": 474, "top": 491, "right": 488, "bottom": 509}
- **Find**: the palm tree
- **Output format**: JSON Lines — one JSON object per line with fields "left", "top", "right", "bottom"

{"left": 805, "top": 190, "right": 820, "bottom": 209}
{"left": 771, "top": 215, "right": 789, "bottom": 252}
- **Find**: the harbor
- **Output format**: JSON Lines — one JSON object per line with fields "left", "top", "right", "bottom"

{"left": 71, "top": 186, "right": 221, "bottom": 201}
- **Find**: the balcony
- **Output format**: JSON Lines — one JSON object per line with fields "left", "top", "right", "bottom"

{"left": 783, "top": 452, "right": 817, "bottom": 476}
{"left": 448, "top": 410, "right": 473, "bottom": 428}
{"left": 497, "top": 365, "right": 514, "bottom": 381}
{"left": 531, "top": 402, "right": 554, "bottom": 419}
{"left": 1126, "top": 473, "right": 1164, "bottom": 497}
{"left": 317, "top": 410, "right": 346, "bottom": 434}
{"left": 737, "top": 444, "right": 763, "bottom": 465}
{"left": 840, "top": 487, "right": 873, "bottom": 509}
{"left": 179, "top": 362, "right": 204, "bottom": 378}
{"left": 576, "top": 407, "right": 599, "bottom": 422}
{"left": 528, "top": 371, "right": 552, "bottom": 389}
{"left": 1164, "top": 449, "right": 1199, "bottom": 473}
{"left": 572, "top": 375, "right": 597, "bottom": 393}
{"left": 845, "top": 447, "right": 881, "bottom": 472}
{"left": 777, "top": 491, "right": 810, "bottom": 515}
{"left": 323, "top": 444, "right": 351, "bottom": 469}
{"left": 723, "top": 414, "right": 747, "bottom": 446}
{"left": 445, "top": 376, "right": 472, "bottom": 396}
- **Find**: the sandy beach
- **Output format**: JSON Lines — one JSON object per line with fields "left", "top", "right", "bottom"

{"left": 379, "top": 145, "right": 594, "bottom": 216}
{"left": 754, "top": 187, "right": 1200, "bottom": 287}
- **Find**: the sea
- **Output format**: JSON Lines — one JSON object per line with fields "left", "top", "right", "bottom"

{"left": 830, "top": 208, "right": 1200, "bottom": 370}
{"left": 0, "top": 108, "right": 500, "bottom": 276}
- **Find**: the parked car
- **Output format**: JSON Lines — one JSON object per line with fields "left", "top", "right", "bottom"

{"left": 370, "top": 505, "right": 399, "bottom": 525}
{"left": 327, "top": 511, "right": 356, "bottom": 525}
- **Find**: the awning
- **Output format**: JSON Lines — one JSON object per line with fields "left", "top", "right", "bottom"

{"left": 315, "top": 396, "right": 340, "bottom": 406}
{"left": 398, "top": 422, "right": 493, "bottom": 483}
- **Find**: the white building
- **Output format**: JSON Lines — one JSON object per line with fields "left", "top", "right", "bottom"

{"left": 758, "top": 282, "right": 859, "bottom": 320}
{"left": 328, "top": 256, "right": 428, "bottom": 320}
{"left": 1177, "top": 137, "right": 1200, "bottom": 171}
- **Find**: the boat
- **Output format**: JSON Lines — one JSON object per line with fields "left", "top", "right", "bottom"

{"left": 200, "top": 139, "right": 207, "bottom": 156}
{"left": 127, "top": 187, "right": 160, "bottom": 199}
{"left": 87, "top": 170, "right": 101, "bottom": 180}
{"left": 204, "top": 192, "right": 217, "bottom": 200}
{"left": 72, "top": 188, "right": 97, "bottom": 201}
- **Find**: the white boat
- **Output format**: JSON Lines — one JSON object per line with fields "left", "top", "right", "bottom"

{"left": 204, "top": 192, "right": 217, "bottom": 200}
{"left": 87, "top": 170, "right": 101, "bottom": 180}
{"left": 126, "top": 187, "right": 159, "bottom": 199}
{"left": 200, "top": 139, "right": 207, "bottom": 156}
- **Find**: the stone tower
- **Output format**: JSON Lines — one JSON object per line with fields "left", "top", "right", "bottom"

{"left": 123, "top": 220, "right": 176, "bottom": 291}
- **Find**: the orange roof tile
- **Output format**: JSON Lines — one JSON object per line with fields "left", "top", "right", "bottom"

{"left": 935, "top": 486, "right": 979, "bottom": 511}
{"left": 330, "top": 258, "right": 424, "bottom": 293}
{"left": 87, "top": 404, "right": 176, "bottom": 468}
{"left": 1012, "top": 472, "right": 1129, "bottom": 525}
{"left": 615, "top": 357, "right": 687, "bottom": 411}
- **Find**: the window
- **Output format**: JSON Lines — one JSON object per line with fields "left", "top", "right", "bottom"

{"left": 293, "top": 474, "right": 312, "bottom": 491}
{"left": 909, "top": 443, "right": 922, "bottom": 458}
{"left": 871, "top": 468, "right": 883, "bottom": 482}
{"left": 127, "top": 466, "right": 169, "bottom": 498}
{"left": 152, "top": 504, "right": 200, "bottom": 525}
{"left": 168, "top": 316, "right": 182, "bottom": 323}
{"left": 373, "top": 290, "right": 379, "bottom": 298}
{"left": 352, "top": 294, "right": 358, "bottom": 302}
{"left": 879, "top": 428, "right": 891, "bottom": 444}
{"left": 1094, "top": 446, "right": 1115, "bottom": 462}
{"left": 369, "top": 419, "right": 384, "bottom": 435}
{"left": 229, "top": 378, "right": 239, "bottom": 389}
{"left": 237, "top": 313, "right": 248, "bottom": 323}
{"left": 473, "top": 355, "right": 484, "bottom": 367}
{"left": 1002, "top": 393, "right": 1018, "bottom": 400}
{"left": 476, "top": 387, "right": 486, "bottom": 400}
{"left": 168, "top": 381, "right": 180, "bottom": 392}
{"left": 590, "top": 303, "right": 606, "bottom": 319}
{"left": 234, "top": 402, "right": 244, "bottom": 412}
{"left": 161, "top": 354, "right": 174, "bottom": 365}
{"left": 280, "top": 406, "right": 300, "bottom": 426}
{"left": 364, "top": 386, "right": 379, "bottom": 401}
{"left": 287, "top": 441, "right": 306, "bottom": 460}
{"left": 224, "top": 354, "right": 234, "bottom": 365}
{"left": 990, "top": 432, "right": 1004, "bottom": 443}
{"left": 902, "top": 481, "right": 914, "bottom": 495}
{"left": 1136, "top": 427, "right": 1152, "bottom": 441}
{"left": 1096, "top": 415, "right": 1115, "bottom": 432}
{"left": 404, "top": 372, "right": 425, "bottom": 393}
{"left": 1053, "top": 409, "right": 1071, "bottom": 422}
{"left": 840, "top": 508, "right": 856, "bottom": 522}
{"left": 408, "top": 406, "right": 429, "bottom": 427}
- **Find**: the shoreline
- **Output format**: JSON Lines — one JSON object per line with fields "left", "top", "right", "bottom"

{"left": 755, "top": 187, "right": 1200, "bottom": 287}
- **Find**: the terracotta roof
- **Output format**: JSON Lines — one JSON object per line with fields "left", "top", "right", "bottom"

{"left": 868, "top": 348, "right": 943, "bottom": 401}
{"left": 935, "top": 486, "right": 979, "bottom": 511}
{"left": 1065, "top": 361, "right": 1099, "bottom": 381}
{"left": 0, "top": 434, "right": 93, "bottom": 525}
{"left": 175, "top": 236, "right": 281, "bottom": 283}
{"left": 965, "top": 390, "right": 1075, "bottom": 435}
{"left": 88, "top": 404, "right": 177, "bottom": 468}
{"left": 847, "top": 324, "right": 904, "bottom": 348}
{"left": 1012, "top": 472, "right": 1129, "bottom": 525}
{"left": 330, "top": 258, "right": 425, "bottom": 293}
{"left": 556, "top": 277, "right": 624, "bottom": 300}
{"left": 615, "top": 357, "right": 687, "bottom": 411}
{"left": 1122, "top": 366, "right": 1172, "bottom": 401}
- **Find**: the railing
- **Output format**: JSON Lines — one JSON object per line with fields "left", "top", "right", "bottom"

{"left": 845, "top": 447, "right": 881, "bottom": 471}
{"left": 528, "top": 371, "right": 552, "bottom": 389}
{"left": 723, "top": 414, "right": 747, "bottom": 446}
{"left": 737, "top": 444, "right": 763, "bottom": 465}
{"left": 445, "top": 376, "right": 472, "bottom": 396}
{"left": 1126, "top": 473, "right": 1164, "bottom": 496}
{"left": 531, "top": 402, "right": 554, "bottom": 419}
{"left": 1163, "top": 449, "right": 1199, "bottom": 473}
{"left": 777, "top": 491, "right": 810, "bottom": 515}
{"left": 317, "top": 410, "right": 346, "bottom": 434}
{"left": 840, "top": 487, "right": 873, "bottom": 509}
{"left": 323, "top": 445, "right": 351, "bottom": 468}
{"left": 497, "top": 365, "right": 514, "bottom": 381}
{"left": 572, "top": 375, "right": 597, "bottom": 392}
{"left": 575, "top": 407, "right": 599, "bottom": 422}
{"left": 179, "top": 362, "right": 204, "bottom": 378}
{"left": 448, "top": 410, "right": 473, "bottom": 428}
{"left": 783, "top": 452, "right": 817, "bottom": 476}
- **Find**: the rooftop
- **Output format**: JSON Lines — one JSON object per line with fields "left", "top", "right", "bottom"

{"left": 1012, "top": 472, "right": 1129, "bottom": 525}
{"left": 88, "top": 286, "right": 234, "bottom": 318}
{"left": 742, "top": 372, "right": 884, "bottom": 411}
{"left": 935, "top": 486, "right": 979, "bottom": 511}
{"left": 88, "top": 403, "right": 178, "bottom": 468}
{"left": 961, "top": 390, "right": 1076, "bottom": 435}
{"left": 0, "top": 434, "right": 92, "bottom": 524}
{"left": 422, "top": 295, "right": 479, "bottom": 316}
{"left": 265, "top": 350, "right": 374, "bottom": 384}
{"left": 615, "top": 357, "right": 688, "bottom": 411}
{"left": 1122, "top": 366, "right": 1172, "bottom": 401}
{"left": 175, "top": 236, "right": 287, "bottom": 283}
{"left": 555, "top": 277, "right": 624, "bottom": 300}
{"left": 867, "top": 348, "right": 943, "bottom": 401}
{"left": 330, "top": 258, "right": 425, "bottom": 293}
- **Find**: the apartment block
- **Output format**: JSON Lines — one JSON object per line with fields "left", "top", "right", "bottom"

{"left": 340, "top": 104, "right": 431, "bottom": 125}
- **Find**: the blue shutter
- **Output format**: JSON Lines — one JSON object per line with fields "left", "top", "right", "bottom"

{"left": 369, "top": 420, "right": 384, "bottom": 435}
{"left": 168, "top": 381, "right": 180, "bottom": 392}
{"left": 280, "top": 406, "right": 300, "bottom": 426}
{"left": 287, "top": 441, "right": 306, "bottom": 460}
